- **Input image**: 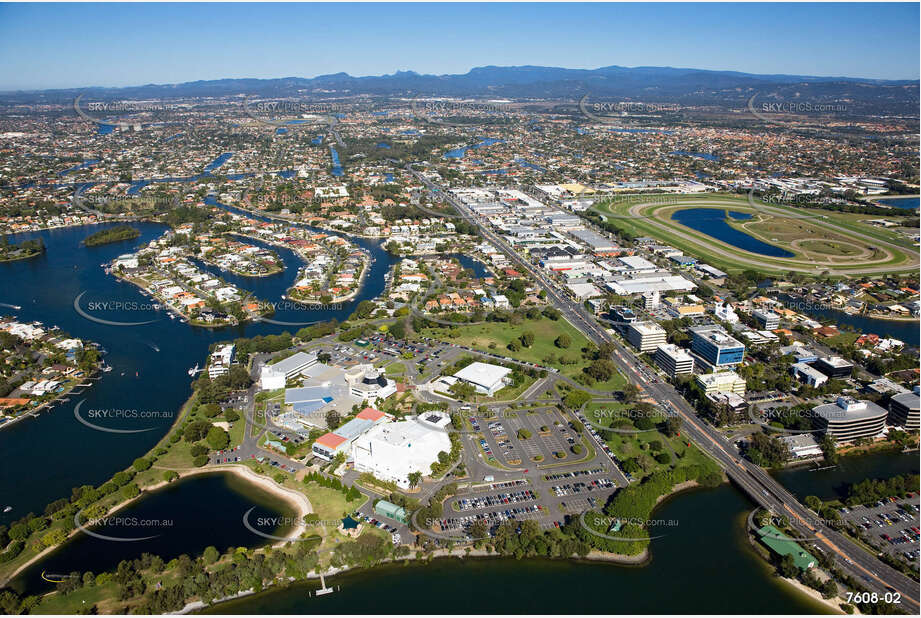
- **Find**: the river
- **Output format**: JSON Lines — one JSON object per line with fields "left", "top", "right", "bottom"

{"left": 206, "top": 484, "right": 831, "bottom": 615}
{"left": 0, "top": 220, "right": 915, "bottom": 613}
{"left": 777, "top": 293, "right": 919, "bottom": 346}
{"left": 0, "top": 218, "right": 396, "bottom": 529}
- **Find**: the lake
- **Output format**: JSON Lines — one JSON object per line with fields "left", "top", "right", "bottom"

{"left": 875, "top": 196, "right": 919, "bottom": 211}
{"left": 670, "top": 208, "right": 795, "bottom": 258}
{"left": 9, "top": 472, "right": 295, "bottom": 597}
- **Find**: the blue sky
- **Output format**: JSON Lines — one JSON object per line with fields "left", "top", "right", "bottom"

{"left": 0, "top": 2, "right": 917, "bottom": 90}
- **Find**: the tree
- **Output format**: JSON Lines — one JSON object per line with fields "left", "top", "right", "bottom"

{"left": 202, "top": 546, "right": 219, "bottom": 565}
{"left": 449, "top": 381, "right": 476, "bottom": 400}
{"left": 469, "top": 519, "right": 488, "bottom": 539}
{"left": 163, "top": 470, "right": 179, "bottom": 483}
{"left": 819, "top": 434, "right": 839, "bottom": 465}
{"left": 132, "top": 458, "right": 152, "bottom": 472}
{"left": 804, "top": 495, "right": 823, "bottom": 511}
{"left": 326, "top": 410, "right": 341, "bottom": 430}
{"left": 206, "top": 426, "right": 230, "bottom": 450}
{"left": 199, "top": 403, "right": 221, "bottom": 418}
{"left": 563, "top": 390, "right": 591, "bottom": 409}
{"left": 554, "top": 334, "right": 571, "bottom": 349}
{"left": 520, "top": 332, "right": 535, "bottom": 348}
{"left": 664, "top": 416, "right": 682, "bottom": 437}
{"left": 622, "top": 383, "right": 640, "bottom": 403}
{"left": 407, "top": 471, "right": 422, "bottom": 489}
{"left": 517, "top": 428, "right": 532, "bottom": 440}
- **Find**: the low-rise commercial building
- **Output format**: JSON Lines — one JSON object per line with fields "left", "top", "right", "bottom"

{"left": 260, "top": 351, "right": 319, "bottom": 389}
{"left": 352, "top": 413, "right": 452, "bottom": 488}
{"left": 695, "top": 371, "right": 746, "bottom": 396}
{"left": 654, "top": 343, "right": 694, "bottom": 377}
{"left": 814, "top": 356, "right": 854, "bottom": 379}
{"left": 626, "top": 321, "right": 667, "bottom": 353}
{"left": 888, "top": 390, "right": 920, "bottom": 431}
{"left": 311, "top": 407, "right": 389, "bottom": 460}
{"left": 791, "top": 362, "right": 828, "bottom": 387}
{"left": 208, "top": 343, "right": 235, "bottom": 379}
{"left": 813, "top": 397, "right": 887, "bottom": 441}
{"left": 453, "top": 361, "right": 512, "bottom": 396}
{"left": 752, "top": 310, "right": 780, "bottom": 330}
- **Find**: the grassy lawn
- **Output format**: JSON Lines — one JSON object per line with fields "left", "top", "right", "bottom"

{"left": 417, "top": 316, "right": 626, "bottom": 385}
{"left": 33, "top": 582, "right": 121, "bottom": 614}
{"left": 584, "top": 401, "right": 717, "bottom": 480}
{"left": 384, "top": 362, "right": 406, "bottom": 376}
{"left": 824, "top": 331, "right": 860, "bottom": 349}
{"left": 302, "top": 481, "right": 366, "bottom": 521}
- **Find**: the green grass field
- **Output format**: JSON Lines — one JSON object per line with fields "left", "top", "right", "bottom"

{"left": 593, "top": 193, "right": 918, "bottom": 277}
{"left": 416, "top": 316, "right": 626, "bottom": 390}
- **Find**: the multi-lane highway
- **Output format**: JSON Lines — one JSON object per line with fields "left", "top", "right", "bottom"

{"left": 409, "top": 168, "right": 919, "bottom": 611}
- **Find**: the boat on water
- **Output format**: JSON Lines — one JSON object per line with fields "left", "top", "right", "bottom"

{"left": 0, "top": 303, "right": 22, "bottom": 310}
{"left": 188, "top": 364, "right": 200, "bottom": 376}
{"left": 2, "top": 506, "right": 11, "bottom": 513}
{"left": 101, "top": 363, "right": 113, "bottom": 372}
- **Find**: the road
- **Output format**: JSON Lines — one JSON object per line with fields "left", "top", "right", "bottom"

{"left": 409, "top": 167, "right": 920, "bottom": 611}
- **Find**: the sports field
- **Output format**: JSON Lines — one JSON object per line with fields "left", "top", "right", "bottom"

{"left": 593, "top": 193, "right": 919, "bottom": 277}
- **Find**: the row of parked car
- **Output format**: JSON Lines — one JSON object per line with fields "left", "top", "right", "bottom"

{"left": 439, "top": 504, "right": 544, "bottom": 534}
{"left": 544, "top": 467, "right": 605, "bottom": 482}
{"left": 455, "top": 489, "right": 537, "bottom": 512}
{"left": 552, "top": 479, "right": 615, "bottom": 497}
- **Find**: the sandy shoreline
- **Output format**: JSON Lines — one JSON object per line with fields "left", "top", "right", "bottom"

{"left": 1, "top": 465, "right": 312, "bottom": 585}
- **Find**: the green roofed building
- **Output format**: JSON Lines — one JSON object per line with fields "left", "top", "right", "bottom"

{"left": 374, "top": 499, "right": 408, "bottom": 524}
{"left": 757, "top": 524, "right": 817, "bottom": 571}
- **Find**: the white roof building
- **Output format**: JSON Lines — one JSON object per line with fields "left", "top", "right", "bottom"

{"left": 453, "top": 362, "right": 512, "bottom": 396}
{"left": 352, "top": 415, "right": 453, "bottom": 488}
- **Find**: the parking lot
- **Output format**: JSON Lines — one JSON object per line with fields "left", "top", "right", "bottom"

{"left": 840, "top": 495, "right": 920, "bottom": 565}
{"left": 475, "top": 407, "right": 579, "bottom": 467}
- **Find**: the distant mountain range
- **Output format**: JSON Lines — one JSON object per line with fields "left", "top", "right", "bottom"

{"left": 3, "top": 65, "right": 918, "bottom": 114}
